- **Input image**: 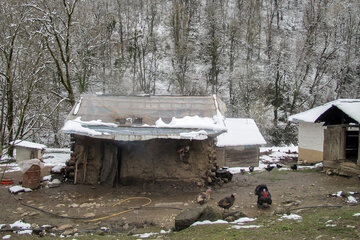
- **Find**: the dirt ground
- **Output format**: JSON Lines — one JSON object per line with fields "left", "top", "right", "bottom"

{"left": 0, "top": 165, "right": 359, "bottom": 236}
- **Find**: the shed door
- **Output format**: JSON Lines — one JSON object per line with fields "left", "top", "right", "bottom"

{"left": 100, "top": 142, "right": 118, "bottom": 186}
{"left": 323, "top": 126, "right": 346, "bottom": 167}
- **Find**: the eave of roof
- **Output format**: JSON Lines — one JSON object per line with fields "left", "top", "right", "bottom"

{"left": 61, "top": 125, "right": 225, "bottom": 141}
{"left": 288, "top": 99, "right": 360, "bottom": 124}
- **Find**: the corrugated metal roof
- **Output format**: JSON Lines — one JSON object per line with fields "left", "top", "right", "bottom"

{"left": 61, "top": 94, "right": 227, "bottom": 141}
{"left": 67, "top": 94, "right": 226, "bottom": 125}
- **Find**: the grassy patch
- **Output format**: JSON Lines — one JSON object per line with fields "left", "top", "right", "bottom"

{"left": 160, "top": 206, "right": 360, "bottom": 240}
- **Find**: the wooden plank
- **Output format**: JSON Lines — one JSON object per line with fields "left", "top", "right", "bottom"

{"left": 323, "top": 126, "right": 346, "bottom": 162}
{"left": 224, "top": 147, "right": 258, "bottom": 167}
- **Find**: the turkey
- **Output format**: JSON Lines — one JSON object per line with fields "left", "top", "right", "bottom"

{"left": 249, "top": 166, "right": 254, "bottom": 172}
{"left": 195, "top": 189, "right": 212, "bottom": 205}
{"left": 290, "top": 164, "right": 298, "bottom": 171}
{"left": 255, "top": 184, "right": 272, "bottom": 208}
{"left": 218, "top": 194, "right": 235, "bottom": 212}
{"left": 265, "top": 164, "right": 274, "bottom": 172}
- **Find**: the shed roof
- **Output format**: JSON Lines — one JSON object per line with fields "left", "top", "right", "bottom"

{"left": 216, "top": 118, "right": 266, "bottom": 147}
{"left": 11, "top": 140, "right": 46, "bottom": 150}
{"left": 61, "top": 94, "right": 227, "bottom": 141}
{"left": 288, "top": 99, "right": 360, "bottom": 124}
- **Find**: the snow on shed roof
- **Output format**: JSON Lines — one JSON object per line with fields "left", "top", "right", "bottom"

{"left": 11, "top": 140, "right": 46, "bottom": 150}
{"left": 61, "top": 94, "right": 227, "bottom": 141}
{"left": 216, "top": 118, "right": 266, "bottom": 147}
{"left": 288, "top": 99, "right": 360, "bottom": 123}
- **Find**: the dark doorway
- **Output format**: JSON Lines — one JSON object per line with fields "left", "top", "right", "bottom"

{"left": 115, "top": 147, "right": 122, "bottom": 186}
{"left": 346, "top": 127, "right": 359, "bottom": 163}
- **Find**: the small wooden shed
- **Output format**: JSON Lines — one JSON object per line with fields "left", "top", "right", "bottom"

{"left": 11, "top": 140, "right": 46, "bottom": 164}
{"left": 61, "top": 94, "right": 227, "bottom": 186}
{"left": 289, "top": 99, "right": 360, "bottom": 176}
{"left": 216, "top": 118, "right": 266, "bottom": 167}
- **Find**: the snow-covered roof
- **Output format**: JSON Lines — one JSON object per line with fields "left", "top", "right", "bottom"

{"left": 10, "top": 140, "right": 46, "bottom": 150}
{"left": 216, "top": 118, "right": 266, "bottom": 147}
{"left": 61, "top": 94, "right": 227, "bottom": 141}
{"left": 288, "top": 99, "right": 360, "bottom": 124}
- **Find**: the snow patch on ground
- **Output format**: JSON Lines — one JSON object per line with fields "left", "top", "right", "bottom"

{"left": 230, "top": 225, "right": 262, "bottom": 229}
{"left": 190, "top": 220, "right": 228, "bottom": 227}
{"left": 10, "top": 220, "right": 31, "bottom": 229}
{"left": 133, "top": 232, "right": 159, "bottom": 238}
{"left": 231, "top": 217, "right": 257, "bottom": 224}
{"left": 353, "top": 213, "right": 360, "bottom": 217}
{"left": 279, "top": 214, "right": 302, "bottom": 221}
{"left": 8, "top": 186, "right": 32, "bottom": 194}
{"left": 347, "top": 196, "right": 358, "bottom": 204}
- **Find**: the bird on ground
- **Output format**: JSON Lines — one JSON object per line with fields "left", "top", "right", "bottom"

{"left": 195, "top": 189, "right": 212, "bottom": 205}
{"left": 290, "top": 164, "right": 298, "bottom": 171}
{"left": 240, "top": 169, "right": 245, "bottom": 174}
{"left": 249, "top": 166, "right": 255, "bottom": 172}
{"left": 276, "top": 163, "right": 283, "bottom": 169}
{"left": 218, "top": 194, "right": 236, "bottom": 212}
{"left": 265, "top": 164, "right": 275, "bottom": 172}
{"left": 255, "top": 184, "right": 272, "bottom": 208}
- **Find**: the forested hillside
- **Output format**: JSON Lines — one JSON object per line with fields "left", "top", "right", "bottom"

{"left": 1, "top": 0, "right": 359, "bottom": 154}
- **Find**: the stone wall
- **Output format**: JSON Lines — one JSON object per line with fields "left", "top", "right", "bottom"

{"left": 67, "top": 136, "right": 218, "bottom": 186}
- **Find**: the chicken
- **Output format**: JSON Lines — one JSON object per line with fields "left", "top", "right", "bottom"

{"left": 265, "top": 164, "right": 274, "bottom": 172}
{"left": 218, "top": 194, "right": 235, "bottom": 211}
{"left": 276, "top": 163, "right": 283, "bottom": 169}
{"left": 249, "top": 166, "right": 255, "bottom": 172}
{"left": 290, "top": 164, "right": 298, "bottom": 171}
{"left": 255, "top": 184, "right": 272, "bottom": 208}
{"left": 195, "top": 189, "right": 212, "bottom": 205}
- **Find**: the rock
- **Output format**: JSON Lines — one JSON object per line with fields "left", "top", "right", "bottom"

{"left": 31, "top": 223, "right": 39, "bottom": 229}
{"left": 198, "top": 206, "right": 222, "bottom": 222}
{"left": 175, "top": 206, "right": 204, "bottom": 231}
{"left": 84, "top": 213, "right": 95, "bottom": 218}
{"left": 273, "top": 207, "right": 290, "bottom": 215}
{"left": 57, "top": 224, "right": 73, "bottom": 231}
{"left": 69, "top": 203, "right": 79, "bottom": 208}
{"left": 80, "top": 203, "right": 93, "bottom": 208}
{"left": 63, "top": 228, "right": 77, "bottom": 235}
{"left": 123, "top": 223, "right": 129, "bottom": 230}
{"left": 225, "top": 216, "right": 235, "bottom": 222}
{"left": 223, "top": 211, "right": 248, "bottom": 220}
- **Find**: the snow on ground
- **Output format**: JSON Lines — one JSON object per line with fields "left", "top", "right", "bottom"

{"left": 134, "top": 232, "right": 159, "bottom": 238}
{"left": 353, "top": 213, "right": 360, "bottom": 217}
{"left": 190, "top": 217, "right": 260, "bottom": 231}
{"left": 8, "top": 185, "right": 32, "bottom": 194}
{"left": 278, "top": 214, "right": 302, "bottom": 221}
{"left": 10, "top": 220, "right": 31, "bottom": 229}
{"left": 230, "top": 225, "right": 262, "bottom": 229}
{"left": 190, "top": 220, "right": 228, "bottom": 227}
{"left": 330, "top": 191, "right": 359, "bottom": 204}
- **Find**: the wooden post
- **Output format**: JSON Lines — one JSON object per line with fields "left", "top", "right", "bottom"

{"left": 83, "top": 148, "right": 88, "bottom": 183}
{"left": 74, "top": 160, "right": 79, "bottom": 184}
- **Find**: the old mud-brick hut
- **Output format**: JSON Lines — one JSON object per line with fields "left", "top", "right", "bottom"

{"left": 289, "top": 99, "right": 360, "bottom": 176}
{"left": 60, "top": 94, "right": 227, "bottom": 186}
{"left": 216, "top": 118, "right": 266, "bottom": 168}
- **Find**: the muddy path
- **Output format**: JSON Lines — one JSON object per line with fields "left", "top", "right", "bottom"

{"left": 0, "top": 167, "right": 359, "bottom": 235}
